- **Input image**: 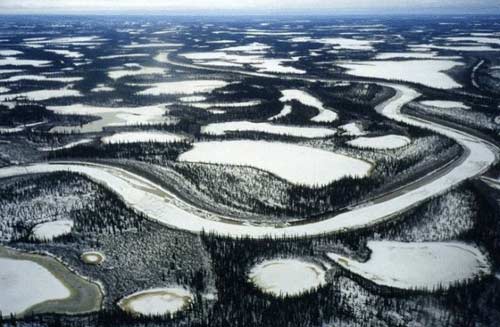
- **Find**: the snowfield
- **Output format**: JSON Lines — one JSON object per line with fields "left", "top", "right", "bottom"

{"left": 248, "top": 259, "right": 327, "bottom": 296}
{"left": 337, "top": 60, "right": 463, "bottom": 89}
{"left": 420, "top": 100, "right": 470, "bottom": 110}
{"left": 38, "top": 139, "right": 93, "bottom": 151}
{"left": 0, "top": 57, "right": 51, "bottom": 67}
{"left": 48, "top": 104, "right": 171, "bottom": 133}
{"left": 118, "top": 287, "right": 193, "bottom": 316}
{"left": 327, "top": 241, "right": 491, "bottom": 290}
{"left": 0, "top": 74, "right": 83, "bottom": 83}
{"left": 339, "top": 122, "right": 366, "bottom": 136}
{"left": 101, "top": 131, "right": 185, "bottom": 144}
{"left": 289, "top": 36, "right": 381, "bottom": 51}
{"left": 0, "top": 84, "right": 496, "bottom": 238}
{"left": 280, "top": 89, "right": 338, "bottom": 122}
{"left": 136, "top": 80, "right": 228, "bottom": 96}
{"left": 201, "top": 121, "right": 337, "bottom": 138}
{"left": 31, "top": 220, "right": 74, "bottom": 241}
{"left": 347, "top": 135, "right": 411, "bottom": 150}
{"left": 108, "top": 66, "right": 166, "bottom": 80}
{"left": 178, "top": 140, "right": 371, "bottom": 186}
{"left": 0, "top": 88, "right": 82, "bottom": 102}
{"left": 0, "top": 257, "right": 70, "bottom": 316}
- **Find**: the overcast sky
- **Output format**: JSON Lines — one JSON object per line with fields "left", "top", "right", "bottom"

{"left": 1, "top": 0, "right": 499, "bottom": 14}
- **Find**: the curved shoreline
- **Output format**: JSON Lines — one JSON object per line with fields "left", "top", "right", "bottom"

{"left": 0, "top": 80, "right": 497, "bottom": 238}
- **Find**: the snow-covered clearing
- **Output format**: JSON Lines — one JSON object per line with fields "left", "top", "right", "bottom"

{"left": 0, "top": 86, "right": 9, "bottom": 93}
{"left": 45, "top": 49, "right": 83, "bottom": 59}
{"left": 327, "top": 241, "right": 491, "bottom": 290}
{"left": 0, "top": 74, "right": 82, "bottom": 83}
{"left": 31, "top": 220, "right": 74, "bottom": 241}
{"left": 249, "top": 259, "right": 326, "bottom": 296}
{"left": 374, "top": 52, "right": 459, "bottom": 60}
{"left": 410, "top": 44, "right": 500, "bottom": 52}
{"left": 0, "top": 57, "right": 51, "bottom": 67}
{"left": 122, "top": 42, "right": 182, "bottom": 49}
{"left": 38, "top": 139, "right": 93, "bottom": 151}
{"left": 178, "top": 140, "right": 371, "bottom": 186}
{"left": 136, "top": 80, "right": 228, "bottom": 96}
{"left": 280, "top": 89, "right": 338, "bottom": 122}
{"left": 25, "top": 36, "right": 105, "bottom": 46}
{"left": 101, "top": 131, "right": 185, "bottom": 144}
{"left": 108, "top": 66, "right": 166, "bottom": 80}
{"left": 420, "top": 100, "right": 470, "bottom": 110}
{"left": 289, "top": 37, "right": 381, "bottom": 51}
{"left": 0, "top": 88, "right": 82, "bottom": 102}
{"left": 221, "top": 42, "right": 271, "bottom": 52}
{"left": 98, "top": 53, "right": 149, "bottom": 60}
{"left": 337, "top": 60, "right": 463, "bottom": 89}
{"left": 347, "top": 135, "right": 411, "bottom": 150}
{"left": 118, "top": 288, "right": 193, "bottom": 316}
{"left": 0, "top": 257, "right": 70, "bottom": 316}
{"left": 339, "top": 122, "right": 366, "bottom": 136}
{"left": 91, "top": 84, "right": 114, "bottom": 92}
{"left": 48, "top": 104, "right": 170, "bottom": 133}
{"left": 201, "top": 121, "right": 337, "bottom": 138}
{"left": 187, "top": 100, "right": 261, "bottom": 110}
{"left": 0, "top": 50, "right": 23, "bottom": 56}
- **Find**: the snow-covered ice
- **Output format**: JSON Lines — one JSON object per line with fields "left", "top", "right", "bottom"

{"left": 337, "top": 60, "right": 463, "bottom": 89}
{"left": 31, "top": 220, "right": 74, "bottom": 241}
{"left": 347, "top": 135, "right": 411, "bottom": 150}
{"left": 118, "top": 287, "right": 193, "bottom": 316}
{"left": 327, "top": 241, "right": 491, "bottom": 290}
{"left": 249, "top": 259, "right": 326, "bottom": 296}
{"left": 178, "top": 140, "right": 371, "bottom": 186}
{"left": 101, "top": 131, "right": 185, "bottom": 144}
{"left": 201, "top": 121, "right": 337, "bottom": 138}
{"left": 0, "top": 257, "right": 70, "bottom": 316}
{"left": 136, "top": 80, "right": 228, "bottom": 96}
{"left": 420, "top": 100, "right": 470, "bottom": 110}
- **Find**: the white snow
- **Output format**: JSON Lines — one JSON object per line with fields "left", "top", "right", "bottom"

{"left": 253, "top": 58, "right": 306, "bottom": 74}
{"left": 178, "top": 140, "right": 371, "bottom": 186}
{"left": 48, "top": 104, "right": 170, "bottom": 133}
{"left": 31, "top": 220, "right": 74, "bottom": 241}
{"left": 0, "top": 85, "right": 495, "bottom": 238}
{"left": 374, "top": 52, "right": 459, "bottom": 60}
{"left": 179, "top": 95, "right": 206, "bottom": 103}
{"left": 187, "top": 100, "right": 261, "bottom": 109}
{"left": 221, "top": 42, "right": 271, "bottom": 52}
{"left": 201, "top": 121, "right": 337, "bottom": 138}
{"left": 122, "top": 42, "right": 182, "bottom": 49}
{"left": 339, "top": 122, "right": 366, "bottom": 136}
{"left": 0, "top": 88, "right": 82, "bottom": 102}
{"left": 0, "top": 75, "right": 83, "bottom": 83}
{"left": 268, "top": 104, "right": 292, "bottom": 120}
{"left": 45, "top": 49, "right": 83, "bottom": 59}
{"left": 0, "top": 50, "right": 23, "bottom": 56}
{"left": 280, "top": 89, "right": 338, "bottom": 122}
{"left": 118, "top": 287, "right": 193, "bottom": 316}
{"left": 249, "top": 259, "right": 326, "bottom": 296}
{"left": 347, "top": 135, "right": 411, "bottom": 150}
{"left": 91, "top": 84, "right": 114, "bottom": 92}
{"left": 0, "top": 57, "right": 51, "bottom": 67}
{"left": 108, "top": 66, "right": 166, "bottom": 80}
{"left": 38, "top": 139, "right": 93, "bottom": 151}
{"left": 0, "top": 257, "right": 70, "bottom": 316}
{"left": 0, "top": 86, "right": 9, "bottom": 93}
{"left": 101, "top": 131, "right": 185, "bottom": 144}
{"left": 290, "top": 37, "right": 380, "bottom": 51}
{"left": 337, "top": 60, "right": 463, "bottom": 89}
{"left": 420, "top": 100, "right": 470, "bottom": 110}
{"left": 136, "top": 80, "right": 228, "bottom": 96}
{"left": 327, "top": 241, "right": 491, "bottom": 290}
{"left": 98, "top": 53, "right": 149, "bottom": 59}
